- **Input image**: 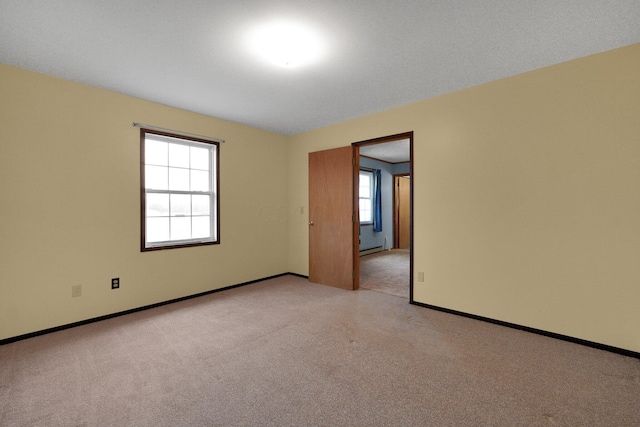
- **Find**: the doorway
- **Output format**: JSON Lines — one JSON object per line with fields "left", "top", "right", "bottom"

{"left": 354, "top": 132, "right": 413, "bottom": 300}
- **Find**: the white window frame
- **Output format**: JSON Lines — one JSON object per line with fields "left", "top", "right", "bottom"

{"left": 141, "top": 129, "right": 219, "bottom": 251}
{"left": 359, "top": 170, "right": 374, "bottom": 225}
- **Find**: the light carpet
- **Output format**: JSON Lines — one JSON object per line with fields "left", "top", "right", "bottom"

{"left": 1, "top": 275, "right": 638, "bottom": 426}
{"left": 359, "top": 249, "right": 409, "bottom": 299}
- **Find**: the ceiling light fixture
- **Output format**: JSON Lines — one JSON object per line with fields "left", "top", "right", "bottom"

{"left": 247, "top": 21, "right": 325, "bottom": 68}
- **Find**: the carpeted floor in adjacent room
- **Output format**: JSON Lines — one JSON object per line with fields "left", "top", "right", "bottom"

{"left": 359, "top": 249, "right": 409, "bottom": 298}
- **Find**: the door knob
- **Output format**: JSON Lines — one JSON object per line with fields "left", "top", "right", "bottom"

{"left": 309, "top": 221, "right": 314, "bottom": 225}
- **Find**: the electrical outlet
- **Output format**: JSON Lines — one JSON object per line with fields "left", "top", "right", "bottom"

{"left": 111, "top": 278, "right": 120, "bottom": 289}
{"left": 72, "top": 285, "right": 82, "bottom": 297}
{"left": 417, "top": 272, "right": 425, "bottom": 282}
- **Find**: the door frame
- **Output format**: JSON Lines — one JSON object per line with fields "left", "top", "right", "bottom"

{"left": 352, "top": 131, "right": 414, "bottom": 301}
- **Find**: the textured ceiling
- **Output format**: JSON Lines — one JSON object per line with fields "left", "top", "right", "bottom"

{"left": 360, "top": 139, "right": 410, "bottom": 164}
{"left": 1, "top": 1, "right": 639, "bottom": 136}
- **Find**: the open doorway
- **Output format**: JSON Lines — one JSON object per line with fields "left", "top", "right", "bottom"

{"left": 353, "top": 133, "right": 413, "bottom": 300}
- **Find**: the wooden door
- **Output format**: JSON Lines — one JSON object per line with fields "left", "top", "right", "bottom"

{"left": 309, "top": 146, "right": 357, "bottom": 290}
{"left": 395, "top": 175, "right": 411, "bottom": 249}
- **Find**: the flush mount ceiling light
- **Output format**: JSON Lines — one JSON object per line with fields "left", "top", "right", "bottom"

{"left": 247, "top": 21, "right": 325, "bottom": 68}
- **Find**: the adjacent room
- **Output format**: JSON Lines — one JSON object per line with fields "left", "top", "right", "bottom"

{"left": 357, "top": 137, "right": 412, "bottom": 299}
{"left": 1, "top": 1, "right": 639, "bottom": 425}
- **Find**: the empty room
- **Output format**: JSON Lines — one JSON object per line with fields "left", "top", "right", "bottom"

{"left": 1, "top": 1, "right": 639, "bottom": 426}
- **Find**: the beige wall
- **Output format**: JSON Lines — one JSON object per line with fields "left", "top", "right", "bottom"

{"left": 0, "top": 64, "right": 289, "bottom": 340}
{"left": 2, "top": 44, "right": 639, "bottom": 353}
{"left": 287, "top": 44, "right": 640, "bottom": 353}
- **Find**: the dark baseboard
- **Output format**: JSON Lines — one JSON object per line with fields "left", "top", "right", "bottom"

{"left": 0, "top": 272, "right": 297, "bottom": 346}
{"left": 410, "top": 300, "right": 640, "bottom": 360}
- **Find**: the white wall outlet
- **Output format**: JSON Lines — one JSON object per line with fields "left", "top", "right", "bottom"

{"left": 417, "top": 272, "right": 425, "bottom": 282}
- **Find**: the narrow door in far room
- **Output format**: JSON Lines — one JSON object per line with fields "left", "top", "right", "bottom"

{"left": 395, "top": 175, "right": 411, "bottom": 249}
{"left": 308, "top": 146, "right": 358, "bottom": 290}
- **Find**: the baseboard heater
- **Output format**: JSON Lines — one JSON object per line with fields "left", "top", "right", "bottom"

{"left": 360, "top": 246, "right": 383, "bottom": 256}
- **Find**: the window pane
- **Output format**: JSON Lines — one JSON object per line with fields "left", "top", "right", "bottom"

{"left": 146, "top": 165, "right": 168, "bottom": 190}
{"left": 147, "top": 217, "right": 170, "bottom": 242}
{"left": 191, "top": 146, "right": 210, "bottom": 170}
{"left": 169, "top": 167, "right": 189, "bottom": 191}
{"left": 192, "top": 216, "right": 211, "bottom": 239}
{"left": 359, "top": 173, "right": 371, "bottom": 198}
{"left": 169, "top": 143, "right": 190, "bottom": 168}
{"left": 170, "top": 217, "right": 191, "bottom": 241}
{"left": 191, "top": 170, "right": 209, "bottom": 192}
{"left": 170, "top": 194, "right": 191, "bottom": 216}
{"left": 145, "top": 140, "right": 168, "bottom": 166}
{"left": 360, "top": 199, "right": 372, "bottom": 222}
{"left": 147, "top": 193, "right": 169, "bottom": 217}
{"left": 192, "top": 195, "right": 210, "bottom": 215}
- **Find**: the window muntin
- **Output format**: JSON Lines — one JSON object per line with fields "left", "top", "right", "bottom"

{"left": 359, "top": 170, "right": 373, "bottom": 224}
{"left": 141, "top": 129, "right": 219, "bottom": 250}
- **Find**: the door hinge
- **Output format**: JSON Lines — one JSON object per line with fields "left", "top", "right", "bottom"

{"left": 352, "top": 271, "right": 356, "bottom": 279}
{"left": 352, "top": 158, "right": 356, "bottom": 165}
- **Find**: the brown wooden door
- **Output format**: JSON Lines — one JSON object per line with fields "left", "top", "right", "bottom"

{"left": 396, "top": 175, "right": 411, "bottom": 249}
{"left": 309, "top": 146, "right": 357, "bottom": 290}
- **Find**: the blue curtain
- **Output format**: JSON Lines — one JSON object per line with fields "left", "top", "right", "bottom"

{"left": 373, "top": 169, "right": 382, "bottom": 232}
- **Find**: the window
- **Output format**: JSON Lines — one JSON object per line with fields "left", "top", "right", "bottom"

{"left": 359, "top": 170, "right": 373, "bottom": 224}
{"left": 141, "top": 129, "right": 219, "bottom": 251}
